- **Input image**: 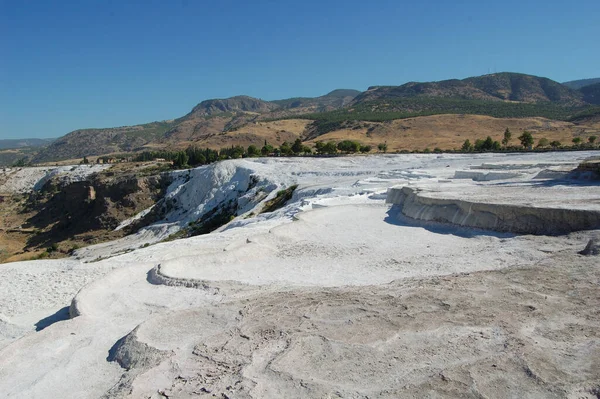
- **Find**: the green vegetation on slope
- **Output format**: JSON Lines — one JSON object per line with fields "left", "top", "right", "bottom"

{"left": 567, "top": 107, "right": 600, "bottom": 122}
{"left": 580, "top": 83, "right": 600, "bottom": 105}
{"left": 562, "top": 78, "right": 600, "bottom": 90}
{"left": 33, "top": 120, "right": 177, "bottom": 163}
{"left": 292, "top": 97, "right": 590, "bottom": 136}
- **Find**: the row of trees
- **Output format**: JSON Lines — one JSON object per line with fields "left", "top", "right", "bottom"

{"left": 118, "top": 128, "right": 600, "bottom": 169}
{"left": 462, "top": 128, "right": 598, "bottom": 152}
{"left": 132, "top": 139, "right": 390, "bottom": 169}
{"left": 299, "top": 98, "right": 581, "bottom": 129}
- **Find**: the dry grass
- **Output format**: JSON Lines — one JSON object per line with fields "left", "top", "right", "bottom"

{"left": 307, "top": 114, "right": 600, "bottom": 151}
{"left": 0, "top": 195, "right": 38, "bottom": 263}
{"left": 153, "top": 119, "right": 310, "bottom": 151}
{"left": 32, "top": 114, "right": 600, "bottom": 163}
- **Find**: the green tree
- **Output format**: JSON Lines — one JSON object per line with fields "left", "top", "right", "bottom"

{"left": 550, "top": 140, "right": 561, "bottom": 149}
{"left": 377, "top": 142, "right": 388, "bottom": 153}
{"left": 502, "top": 128, "right": 512, "bottom": 147}
{"left": 572, "top": 137, "right": 582, "bottom": 145}
{"left": 359, "top": 145, "right": 372, "bottom": 153}
{"left": 291, "top": 138, "right": 304, "bottom": 154}
{"left": 314, "top": 141, "right": 326, "bottom": 155}
{"left": 588, "top": 135, "right": 597, "bottom": 144}
{"left": 474, "top": 136, "right": 496, "bottom": 151}
{"left": 461, "top": 139, "right": 473, "bottom": 152}
{"left": 173, "top": 151, "right": 189, "bottom": 168}
{"left": 323, "top": 141, "right": 338, "bottom": 154}
{"left": 247, "top": 145, "right": 261, "bottom": 157}
{"left": 483, "top": 136, "right": 494, "bottom": 151}
{"left": 279, "top": 141, "right": 293, "bottom": 155}
{"left": 474, "top": 139, "right": 485, "bottom": 151}
{"left": 337, "top": 140, "right": 361, "bottom": 153}
{"left": 261, "top": 143, "right": 274, "bottom": 156}
{"left": 518, "top": 131, "right": 534, "bottom": 149}
{"left": 537, "top": 137, "right": 549, "bottom": 148}
{"left": 12, "top": 157, "right": 27, "bottom": 167}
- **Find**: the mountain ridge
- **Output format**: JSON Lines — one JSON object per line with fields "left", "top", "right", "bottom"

{"left": 562, "top": 78, "right": 600, "bottom": 90}
{"left": 0, "top": 138, "right": 55, "bottom": 150}
{"left": 32, "top": 73, "right": 598, "bottom": 163}
{"left": 352, "top": 72, "right": 584, "bottom": 106}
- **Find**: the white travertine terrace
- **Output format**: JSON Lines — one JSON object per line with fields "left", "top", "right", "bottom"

{"left": 1, "top": 152, "right": 599, "bottom": 398}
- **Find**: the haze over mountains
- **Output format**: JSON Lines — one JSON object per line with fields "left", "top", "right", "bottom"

{"left": 357, "top": 73, "right": 586, "bottom": 105}
{"left": 562, "top": 78, "right": 600, "bottom": 90}
{"left": 6, "top": 72, "right": 599, "bottom": 164}
{"left": 0, "top": 138, "right": 55, "bottom": 150}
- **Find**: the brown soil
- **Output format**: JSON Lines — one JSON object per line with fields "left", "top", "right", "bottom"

{"left": 0, "top": 162, "right": 172, "bottom": 263}
{"left": 307, "top": 114, "right": 600, "bottom": 151}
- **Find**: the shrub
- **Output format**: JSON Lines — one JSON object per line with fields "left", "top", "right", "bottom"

{"left": 537, "top": 138, "right": 550, "bottom": 148}
{"left": 461, "top": 139, "right": 473, "bottom": 152}
{"left": 261, "top": 185, "right": 298, "bottom": 214}
{"left": 550, "top": 140, "right": 562, "bottom": 149}
{"left": 337, "top": 140, "right": 361, "bottom": 153}
{"left": 518, "top": 131, "right": 534, "bottom": 149}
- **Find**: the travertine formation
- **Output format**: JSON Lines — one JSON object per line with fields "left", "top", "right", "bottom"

{"left": 1, "top": 152, "right": 599, "bottom": 398}
{"left": 387, "top": 186, "right": 600, "bottom": 235}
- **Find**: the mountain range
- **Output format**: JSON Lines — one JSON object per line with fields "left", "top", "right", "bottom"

{"left": 562, "top": 78, "right": 600, "bottom": 90}
{"left": 0, "top": 138, "right": 55, "bottom": 150}
{"left": 18, "top": 73, "right": 600, "bottom": 163}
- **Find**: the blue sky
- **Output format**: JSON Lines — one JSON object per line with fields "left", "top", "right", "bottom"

{"left": 1, "top": 0, "right": 599, "bottom": 139}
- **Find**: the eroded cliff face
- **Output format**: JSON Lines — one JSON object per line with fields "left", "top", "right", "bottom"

{"left": 387, "top": 186, "right": 600, "bottom": 235}
{"left": 20, "top": 170, "right": 172, "bottom": 254}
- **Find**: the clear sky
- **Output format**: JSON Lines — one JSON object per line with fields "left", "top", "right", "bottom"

{"left": 1, "top": 0, "right": 599, "bottom": 139}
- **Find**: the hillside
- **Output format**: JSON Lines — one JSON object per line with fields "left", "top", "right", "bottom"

{"left": 352, "top": 73, "right": 585, "bottom": 106}
{"left": 0, "top": 139, "right": 56, "bottom": 166}
{"left": 28, "top": 73, "right": 600, "bottom": 163}
{"left": 0, "top": 138, "right": 55, "bottom": 150}
{"left": 33, "top": 90, "right": 358, "bottom": 162}
{"left": 272, "top": 89, "right": 360, "bottom": 111}
{"left": 184, "top": 95, "right": 278, "bottom": 119}
{"left": 562, "top": 77, "right": 600, "bottom": 90}
{"left": 580, "top": 82, "right": 600, "bottom": 105}
{"left": 303, "top": 114, "right": 598, "bottom": 151}
{"left": 33, "top": 121, "right": 176, "bottom": 163}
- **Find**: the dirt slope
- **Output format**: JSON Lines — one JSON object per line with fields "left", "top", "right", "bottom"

{"left": 307, "top": 114, "right": 600, "bottom": 151}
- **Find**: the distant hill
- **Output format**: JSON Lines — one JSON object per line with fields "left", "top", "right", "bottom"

{"left": 34, "top": 90, "right": 359, "bottom": 162}
{"left": 28, "top": 73, "right": 600, "bottom": 163}
{"left": 33, "top": 121, "right": 175, "bottom": 163}
{"left": 562, "top": 78, "right": 600, "bottom": 90}
{"left": 272, "top": 89, "right": 360, "bottom": 111}
{"left": 352, "top": 73, "right": 585, "bottom": 106}
{"left": 568, "top": 107, "right": 600, "bottom": 124}
{"left": 0, "top": 138, "right": 55, "bottom": 150}
{"left": 580, "top": 82, "right": 600, "bottom": 105}
{"left": 185, "top": 95, "right": 278, "bottom": 118}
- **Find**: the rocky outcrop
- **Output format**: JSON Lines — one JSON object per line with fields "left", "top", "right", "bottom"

{"left": 454, "top": 170, "right": 522, "bottom": 181}
{"left": 24, "top": 171, "right": 172, "bottom": 249}
{"left": 186, "top": 95, "right": 278, "bottom": 118}
{"left": 580, "top": 237, "right": 600, "bottom": 255}
{"left": 107, "top": 327, "right": 173, "bottom": 371}
{"left": 387, "top": 186, "right": 600, "bottom": 235}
